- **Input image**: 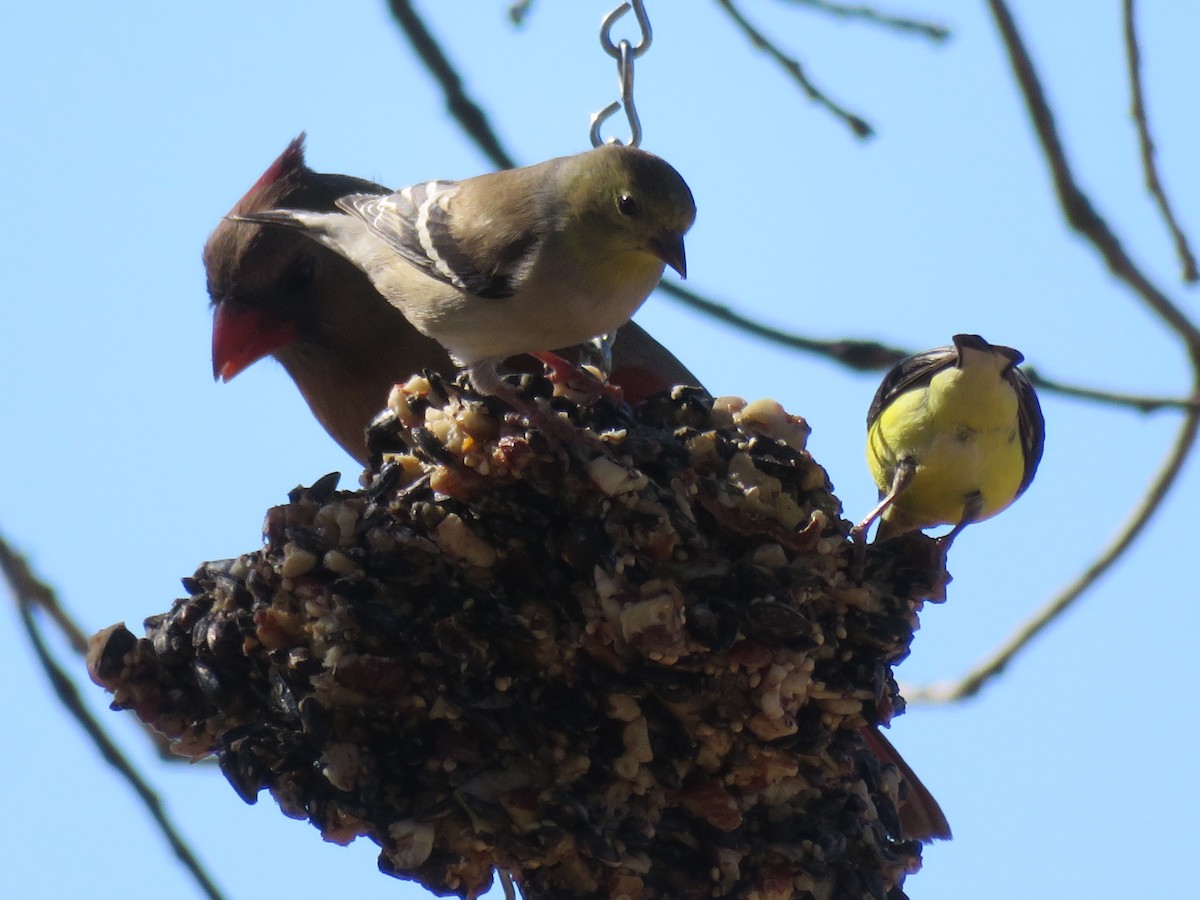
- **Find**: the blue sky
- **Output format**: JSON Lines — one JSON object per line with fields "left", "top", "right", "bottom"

{"left": 2, "top": 2, "right": 1197, "bottom": 898}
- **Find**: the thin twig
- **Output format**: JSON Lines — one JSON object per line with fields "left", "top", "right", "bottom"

{"left": 1122, "top": 0, "right": 1198, "bottom": 284}
{"left": 0, "top": 529, "right": 182, "bottom": 756}
{"left": 0, "top": 537, "right": 88, "bottom": 653}
{"left": 0, "top": 535, "right": 227, "bottom": 900}
{"left": 661, "top": 282, "right": 908, "bottom": 370}
{"left": 1023, "top": 368, "right": 1200, "bottom": 413}
{"left": 663, "top": 281, "right": 1200, "bottom": 411}
{"left": 715, "top": 0, "right": 874, "bottom": 138}
{"left": 781, "top": 0, "right": 950, "bottom": 42}
{"left": 908, "top": 387, "right": 1200, "bottom": 703}
{"left": 987, "top": 0, "right": 1200, "bottom": 353}
{"left": 385, "top": 0, "right": 516, "bottom": 170}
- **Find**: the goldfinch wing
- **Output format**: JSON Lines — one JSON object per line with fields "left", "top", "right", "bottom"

{"left": 1009, "top": 367, "right": 1045, "bottom": 497}
{"left": 337, "top": 184, "right": 533, "bottom": 299}
{"left": 865, "top": 346, "right": 958, "bottom": 429}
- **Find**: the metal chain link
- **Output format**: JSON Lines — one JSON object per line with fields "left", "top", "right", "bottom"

{"left": 589, "top": 1, "right": 653, "bottom": 147}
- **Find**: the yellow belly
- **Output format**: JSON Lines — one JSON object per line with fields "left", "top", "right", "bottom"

{"left": 867, "top": 365, "right": 1025, "bottom": 533}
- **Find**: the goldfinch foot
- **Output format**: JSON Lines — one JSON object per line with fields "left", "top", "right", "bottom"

{"left": 466, "top": 360, "right": 608, "bottom": 454}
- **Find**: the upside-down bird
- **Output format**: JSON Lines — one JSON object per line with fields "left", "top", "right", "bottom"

{"left": 853, "top": 333, "right": 1044, "bottom": 560}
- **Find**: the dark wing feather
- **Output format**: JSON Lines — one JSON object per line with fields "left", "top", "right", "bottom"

{"left": 1007, "top": 365, "right": 1045, "bottom": 497}
{"left": 865, "top": 346, "right": 958, "bottom": 429}
{"left": 337, "top": 182, "right": 531, "bottom": 299}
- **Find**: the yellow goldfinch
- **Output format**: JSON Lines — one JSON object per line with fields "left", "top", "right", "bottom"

{"left": 229, "top": 144, "right": 695, "bottom": 410}
{"left": 852, "top": 334, "right": 1045, "bottom": 553}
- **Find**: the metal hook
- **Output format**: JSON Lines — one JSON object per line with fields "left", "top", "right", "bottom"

{"left": 589, "top": 101, "right": 622, "bottom": 147}
{"left": 589, "top": 40, "right": 642, "bottom": 147}
{"left": 599, "top": 0, "right": 652, "bottom": 59}
{"left": 590, "top": 1, "right": 651, "bottom": 147}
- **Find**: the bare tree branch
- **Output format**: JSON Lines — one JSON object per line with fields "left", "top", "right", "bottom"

{"left": 1122, "top": 0, "right": 1198, "bottom": 284}
{"left": 0, "top": 535, "right": 88, "bottom": 654}
{"left": 781, "top": 0, "right": 950, "bottom": 41}
{"left": 0, "top": 534, "right": 227, "bottom": 900}
{"left": 1021, "top": 366, "right": 1200, "bottom": 413}
{"left": 715, "top": 0, "right": 875, "bottom": 138}
{"left": 386, "top": 0, "right": 516, "bottom": 170}
{"left": 986, "top": 0, "right": 1200, "bottom": 353}
{"left": 660, "top": 282, "right": 908, "bottom": 370}
{"left": 908, "top": 387, "right": 1200, "bottom": 702}
{"left": 663, "top": 281, "right": 1200, "bottom": 411}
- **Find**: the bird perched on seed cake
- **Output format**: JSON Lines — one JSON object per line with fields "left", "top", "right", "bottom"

{"left": 206, "top": 135, "right": 700, "bottom": 461}
{"left": 225, "top": 138, "right": 696, "bottom": 420}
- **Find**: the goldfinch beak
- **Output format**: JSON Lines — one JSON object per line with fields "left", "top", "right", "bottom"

{"left": 649, "top": 232, "right": 687, "bottom": 279}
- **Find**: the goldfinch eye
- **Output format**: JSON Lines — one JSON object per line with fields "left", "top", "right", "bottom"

{"left": 617, "top": 194, "right": 640, "bottom": 217}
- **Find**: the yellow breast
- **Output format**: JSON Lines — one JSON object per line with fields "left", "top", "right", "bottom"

{"left": 867, "top": 363, "right": 1025, "bottom": 532}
